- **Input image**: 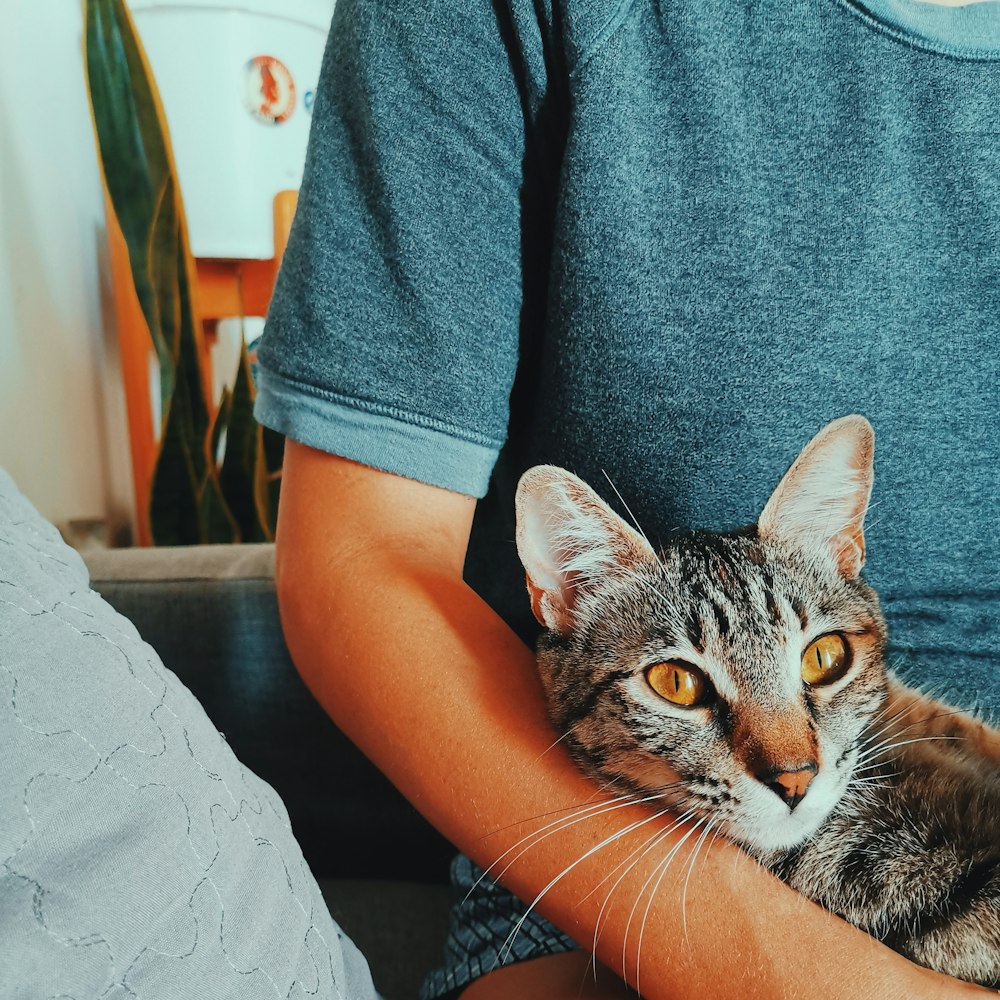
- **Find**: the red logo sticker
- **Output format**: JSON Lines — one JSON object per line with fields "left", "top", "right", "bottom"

{"left": 244, "top": 55, "right": 296, "bottom": 125}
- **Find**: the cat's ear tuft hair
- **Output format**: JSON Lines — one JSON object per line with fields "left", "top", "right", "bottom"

{"left": 758, "top": 415, "right": 875, "bottom": 579}
{"left": 515, "top": 466, "right": 657, "bottom": 634}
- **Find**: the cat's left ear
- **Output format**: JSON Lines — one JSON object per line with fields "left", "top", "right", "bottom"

{"left": 757, "top": 415, "right": 875, "bottom": 578}
{"left": 515, "top": 466, "right": 658, "bottom": 634}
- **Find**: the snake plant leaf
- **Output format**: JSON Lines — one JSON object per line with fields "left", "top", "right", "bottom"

{"left": 212, "top": 386, "right": 234, "bottom": 472}
{"left": 146, "top": 173, "right": 182, "bottom": 371}
{"left": 219, "top": 343, "right": 270, "bottom": 543}
{"left": 148, "top": 371, "right": 200, "bottom": 545}
{"left": 151, "top": 178, "right": 211, "bottom": 450}
{"left": 85, "top": 0, "right": 173, "bottom": 411}
{"left": 262, "top": 426, "right": 284, "bottom": 536}
{"left": 146, "top": 236, "right": 238, "bottom": 544}
{"left": 85, "top": 0, "right": 245, "bottom": 545}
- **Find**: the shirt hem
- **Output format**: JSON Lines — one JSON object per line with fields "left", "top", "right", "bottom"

{"left": 253, "top": 367, "right": 500, "bottom": 498}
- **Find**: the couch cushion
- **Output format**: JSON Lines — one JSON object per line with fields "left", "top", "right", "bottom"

{"left": 0, "top": 470, "right": 378, "bottom": 999}
{"left": 83, "top": 540, "right": 278, "bottom": 582}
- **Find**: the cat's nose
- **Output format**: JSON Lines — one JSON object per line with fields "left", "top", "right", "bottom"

{"left": 763, "top": 763, "right": 818, "bottom": 810}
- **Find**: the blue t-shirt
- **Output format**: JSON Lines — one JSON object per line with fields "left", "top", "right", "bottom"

{"left": 257, "top": 0, "right": 999, "bottom": 717}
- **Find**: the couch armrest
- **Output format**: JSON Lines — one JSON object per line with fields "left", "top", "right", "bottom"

{"left": 83, "top": 544, "right": 454, "bottom": 883}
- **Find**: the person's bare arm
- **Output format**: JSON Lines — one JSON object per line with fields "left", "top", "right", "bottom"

{"left": 276, "top": 440, "right": 989, "bottom": 1000}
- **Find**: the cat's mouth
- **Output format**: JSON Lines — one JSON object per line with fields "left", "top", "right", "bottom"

{"left": 725, "top": 762, "right": 850, "bottom": 855}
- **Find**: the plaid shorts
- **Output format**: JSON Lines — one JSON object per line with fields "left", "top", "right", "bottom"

{"left": 419, "top": 854, "right": 579, "bottom": 1000}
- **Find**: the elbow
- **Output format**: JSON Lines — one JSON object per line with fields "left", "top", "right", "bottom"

{"left": 273, "top": 523, "right": 342, "bottom": 690}
{"left": 272, "top": 516, "right": 377, "bottom": 697}
{"left": 269, "top": 443, "right": 477, "bottom": 698}
{"left": 273, "top": 524, "right": 303, "bottom": 626}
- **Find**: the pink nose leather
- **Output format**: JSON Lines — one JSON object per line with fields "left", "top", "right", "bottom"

{"left": 764, "top": 764, "right": 817, "bottom": 810}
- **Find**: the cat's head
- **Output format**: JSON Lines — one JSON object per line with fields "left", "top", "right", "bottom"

{"left": 515, "top": 415, "right": 888, "bottom": 855}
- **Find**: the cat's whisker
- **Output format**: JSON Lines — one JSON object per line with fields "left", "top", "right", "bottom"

{"left": 600, "top": 470, "right": 666, "bottom": 570}
{"left": 633, "top": 818, "right": 707, "bottom": 997}
{"left": 848, "top": 780, "right": 891, "bottom": 791}
{"left": 857, "top": 507, "right": 886, "bottom": 539}
{"left": 865, "top": 696, "right": 915, "bottom": 729}
{"left": 470, "top": 794, "right": 646, "bottom": 902}
{"left": 494, "top": 801, "right": 695, "bottom": 966}
{"left": 854, "top": 734, "right": 964, "bottom": 767}
{"left": 847, "top": 768, "right": 894, "bottom": 783}
{"left": 487, "top": 793, "right": 680, "bottom": 888}
{"left": 590, "top": 809, "right": 697, "bottom": 968}
{"left": 588, "top": 815, "right": 680, "bottom": 950}
{"left": 681, "top": 816, "right": 719, "bottom": 941}
{"left": 589, "top": 803, "right": 694, "bottom": 900}
{"left": 480, "top": 791, "right": 623, "bottom": 840}
{"left": 850, "top": 762, "right": 894, "bottom": 778}
{"left": 863, "top": 496, "right": 884, "bottom": 517}
{"left": 582, "top": 804, "right": 689, "bottom": 907}
{"left": 857, "top": 699, "right": 928, "bottom": 746}
{"left": 856, "top": 701, "right": 950, "bottom": 748}
{"left": 854, "top": 705, "right": 896, "bottom": 741}
{"left": 533, "top": 728, "right": 574, "bottom": 763}
{"left": 856, "top": 730, "right": 964, "bottom": 761}
{"left": 592, "top": 824, "right": 677, "bottom": 976}
{"left": 866, "top": 709, "right": 971, "bottom": 752}
{"left": 480, "top": 790, "right": 635, "bottom": 842}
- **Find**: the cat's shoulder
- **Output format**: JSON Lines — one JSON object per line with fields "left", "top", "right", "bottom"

{"left": 884, "top": 673, "right": 1000, "bottom": 765}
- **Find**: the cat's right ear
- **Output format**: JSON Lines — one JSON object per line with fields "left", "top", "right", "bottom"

{"left": 515, "top": 466, "right": 657, "bottom": 634}
{"left": 757, "top": 415, "right": 875, "bottom": 578}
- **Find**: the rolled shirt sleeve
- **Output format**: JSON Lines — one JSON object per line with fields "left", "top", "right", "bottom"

{"left": 255, "top": 0, "right": 534, "bottom": 497}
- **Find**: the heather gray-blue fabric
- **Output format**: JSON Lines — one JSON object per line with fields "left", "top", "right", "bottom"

{"left": 256, "top": 0, "right": 1000, "bottom": 995}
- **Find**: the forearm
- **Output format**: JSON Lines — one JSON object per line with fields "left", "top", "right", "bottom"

{"left": 275, "top": 446, "right": 974, "bottom": 1000}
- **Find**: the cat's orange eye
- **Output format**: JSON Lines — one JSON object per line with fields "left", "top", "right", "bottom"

{"left": 646, "top": 662, "right": 709, "bottom": 707}
{"left": 801, "top": 633, "right": 850, "bottom": 686}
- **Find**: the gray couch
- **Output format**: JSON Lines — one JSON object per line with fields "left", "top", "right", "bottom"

{"left": 82, "top": 543, "right": 457, "bottom": 1000}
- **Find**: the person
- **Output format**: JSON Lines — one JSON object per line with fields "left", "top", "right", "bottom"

{"left": 254, "top": 1, "right": 1000, "bottom": 997}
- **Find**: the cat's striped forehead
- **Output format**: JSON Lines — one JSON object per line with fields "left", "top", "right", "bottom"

{"left": 651, "top": 534, "right": 820, "bottom": 705}
{"left": 665, "top": 535, "right": 809, "bottom": 651}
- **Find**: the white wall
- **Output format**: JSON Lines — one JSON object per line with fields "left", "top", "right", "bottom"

{"left": 0, "top": 2, "right": 134, "bottom": 540}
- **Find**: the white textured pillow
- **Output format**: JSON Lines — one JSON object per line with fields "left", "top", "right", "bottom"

{"left": 0, "top": 470, "right": 377, "bottom": 999}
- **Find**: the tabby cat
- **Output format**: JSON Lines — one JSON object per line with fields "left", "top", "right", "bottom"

{"left": 514, "top": 415, "right": 1000, "bottom": 986}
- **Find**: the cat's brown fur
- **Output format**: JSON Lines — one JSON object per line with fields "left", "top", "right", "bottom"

{"left": 515, "top": 416, "right": 1000, "bottom": 986}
